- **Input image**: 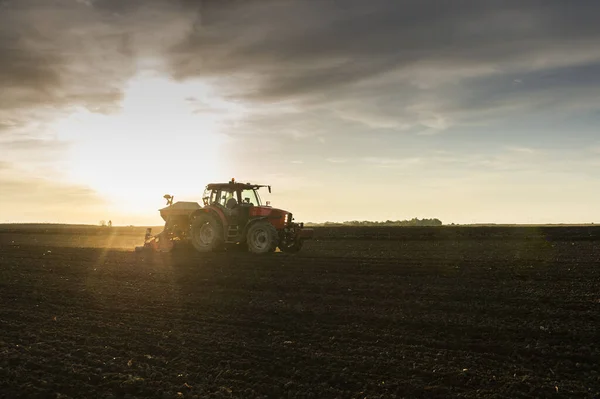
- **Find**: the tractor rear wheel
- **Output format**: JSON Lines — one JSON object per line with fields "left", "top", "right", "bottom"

{"left": 246, "top": 221, "right": 278, "bottom": 254}
{"left": 190, "top": 213, "right": 224, "bottom": 252}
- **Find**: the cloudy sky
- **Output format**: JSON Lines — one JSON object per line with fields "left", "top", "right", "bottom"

{"left": 2, "top": 0, "right": 600, "bottom": 225}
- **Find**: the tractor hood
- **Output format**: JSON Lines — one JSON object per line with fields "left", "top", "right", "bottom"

{"left": 249, "top": 206, "right": 288, "bottom": 218}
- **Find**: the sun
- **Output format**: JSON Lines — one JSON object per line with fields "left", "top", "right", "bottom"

{"left": 53, "top": 71, "right": 242, "bottom": 222}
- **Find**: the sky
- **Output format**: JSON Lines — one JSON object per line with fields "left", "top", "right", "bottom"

{"left": 1, "top": 0, "right": 600, "bottom": 225}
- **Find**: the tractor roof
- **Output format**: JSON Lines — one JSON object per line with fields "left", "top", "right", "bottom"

{"left": 206, "top": 180, "right": 269, "bottom": 191}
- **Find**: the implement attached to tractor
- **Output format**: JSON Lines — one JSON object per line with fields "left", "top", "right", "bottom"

{"left": 136, "top": 179, "right": 313, "bottom": 254}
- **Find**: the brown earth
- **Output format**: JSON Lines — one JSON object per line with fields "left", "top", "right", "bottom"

{"left": 1, "top": 225, "right": 600, "bottom": 398}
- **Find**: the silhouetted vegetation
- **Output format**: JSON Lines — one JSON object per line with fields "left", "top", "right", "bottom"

{"left": 306, "top": 218, "right": 443, "bottom": 227}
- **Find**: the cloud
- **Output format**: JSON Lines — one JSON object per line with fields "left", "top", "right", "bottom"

{"left": 0, "top": 163, "right": 107, "bottom": 222}
{"left": 0, "top": 138, "right": 66, "bottom": 151}
{"left": 4, "top": 0, "right": 600, "bottom": 137}
{"left": 170, "top": 1, "right": 600, "bottom": 95}
{"left": 0, "top": 0, "right": 196, "bottom": 118}
{"left": 362, "top": 157, "right": 422, "bottom": 168}
{"left": 0, "top": 0, "right": 199, "bottom": 198}
{"left": 0, "top": 120, "right": 18, "bottom": 132}
{"left": 1, "top": 177, "right": 103, "bottom": 207}
{"left": 326, "top": 158, "right": 349, "bottom": 164}
{"left": 507, "top": 146, "right": 537, "bottom": 154}
{"left": 161, "top": 0, "right": 600, "bottom": 136}
{"left": 1, "top": 2, "right": 120, "bottom": 114}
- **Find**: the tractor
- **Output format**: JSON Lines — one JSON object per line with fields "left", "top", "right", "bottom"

{"left": 137, "top": 179, "right": 313, "bottom": 254}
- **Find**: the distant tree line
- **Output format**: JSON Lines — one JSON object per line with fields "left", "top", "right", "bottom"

{"left": 306, "top": 218, "right": 443, "bottom": 227}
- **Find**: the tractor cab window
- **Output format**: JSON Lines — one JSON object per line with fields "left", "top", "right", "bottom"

{"left": 218, "top": 190, "right": 237, "bottom": 208}
{"left": 241, "top": 189, "right": 260, "bottom": 206}
{"left": 202, "top": 188, "right": 218, "bottom": 206}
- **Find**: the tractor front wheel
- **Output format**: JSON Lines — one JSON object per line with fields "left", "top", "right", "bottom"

{"left": 191, "top": 213, "right": 224, "bottom": 252}
{"left": 246, "top": 221, "right": 278, "bottom": 254}
{"left": 279, "top": 239, "right": 304, "bottom": 253}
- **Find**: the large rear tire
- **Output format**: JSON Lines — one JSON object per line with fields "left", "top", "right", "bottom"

{"left": 246, "top": 221, "right": 278, "bottom": 254}
{"left": 190, "top": 213, "right": 224, "bottom": 252}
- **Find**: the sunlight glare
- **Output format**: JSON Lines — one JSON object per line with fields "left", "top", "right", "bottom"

{"left": 54, "top": 72, "right": 242, "bottom": 221}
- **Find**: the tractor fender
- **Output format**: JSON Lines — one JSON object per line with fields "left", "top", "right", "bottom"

{"left": 190, "top": 208, "right": 230, "bottom": 243}
{"left": 190, "top": 208, "right": 224, "bottom": 228}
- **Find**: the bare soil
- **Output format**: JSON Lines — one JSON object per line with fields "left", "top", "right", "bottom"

{"left": 1, "top": 225, "right": 599, "bottom": 398}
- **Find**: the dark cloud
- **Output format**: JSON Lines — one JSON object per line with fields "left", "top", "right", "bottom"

{"left": 0, "top": 19, "right": 63, "bottom": 111}
{"left": 0, "top": 32, "right": 62, "bottom": 92}
{"left": 2, "top": 0, "right": 599, "bottom": 121}
{"left": 0, "top": 0, "right": 189, "bottom": 116}
{"left": 3, "top": 0, "right": 598, "bottom": 128}
{"left": 0, "top": 3, "right": 122, "bottom": 127}
{"left": 168, "top": 0, "right": 600, "bottom": 103}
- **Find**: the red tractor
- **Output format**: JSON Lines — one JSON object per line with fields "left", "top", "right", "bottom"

{"left": 138, "top": 179, "right": 313, "bottom": 254}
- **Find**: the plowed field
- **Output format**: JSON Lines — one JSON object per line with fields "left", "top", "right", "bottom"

{"left": 1, "top": 226, "right": 599, "bottom": 398}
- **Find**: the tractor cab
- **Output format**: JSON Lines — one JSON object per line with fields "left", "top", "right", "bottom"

{"left": 200, "top": 179, "right": 281, "bottom": 236}
{"left": 202, "top": 179, "right": 271, "bottom": 210}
